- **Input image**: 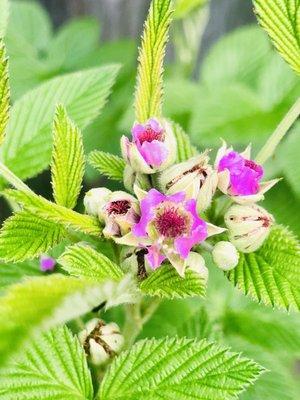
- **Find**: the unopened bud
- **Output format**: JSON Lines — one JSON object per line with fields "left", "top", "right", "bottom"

{"left": 123, "top": 164, "right": 151, "bottom": 193}
{"left": 212, "top": 241, "right": 239, "bottom": 271}
{"left": 186, "top": 252, "right": 208, "bottom": 281}
{"left": 225, "top": 204, "right": 274, "bottom": 253}
{"left": 78, "top": 319, "right": 124, "bottom": 366}
{"left": 84, "top": 188, "right": 111, "bottom": 216}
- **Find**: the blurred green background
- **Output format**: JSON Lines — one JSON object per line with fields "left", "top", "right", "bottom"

{"left": 0, "top": 1, "right": 299, "bottom": 399}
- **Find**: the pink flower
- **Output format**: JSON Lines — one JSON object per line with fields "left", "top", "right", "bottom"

{"left": 118, "top": 189, "right": 225, "bottom": 276}
{"left": 40, "top": 255, "right": 56, "bottom": 272}
{"left": 121, "top": 119, "right": 176, "bottom": 174}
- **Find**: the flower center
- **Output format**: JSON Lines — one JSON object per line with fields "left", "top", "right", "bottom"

{"left": 154, "top": 204, "right": 191, "bottom": 238}
{"left": 245, "top": 159, "right": 259, "bottom": 173}
{"left": 138, "top": 126, "right": 164, "bottom": 144}
{"left": 107, "top": 200, "right": 131, "bottom": 215}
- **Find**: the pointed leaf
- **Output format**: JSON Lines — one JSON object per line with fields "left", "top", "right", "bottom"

{"left": 135, "top": 0, "right": 173, "bottom": 122}
{"left": 140, "top": 264, "right": 206, "bottom": 298}
{"left": 51, "top": 105, "right": 85, "bottom": 209}
{"left": 58, "top": 243, "right": 124, "bottom": 282}
{"left": 99, "top": 337, "right": 264, "bottom": 400}
{"left": 88, "top": 150, "right": 125, "bottom": 181}
{"left": 0, "top": 211, "right": 66, "bottom": 262}
{"left": 0, "top": 274, "right": 137, "bottom": 368}
{"left": 0, "top": 326, "right": 94, "bottom": 400}
{"left": 254, "top": 0, "right": 300, "bottom": 74}
{"left": 173, "top": 122, "right": 197, "bottom": 162}
{"left": 0, "top": 0, "right": 9, "bottom": 37}
{"left": 226, "top": 225, "right": 300, "bottom": 310}
{"left": 0, "top": 40, "right": 9, "bottom": 147}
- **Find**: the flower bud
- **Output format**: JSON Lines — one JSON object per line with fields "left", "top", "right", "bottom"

{"left": 84, "top": 188, "right": 111, "bottom": 216}
{"left": 212, "top": 241, "right": 239, "bottom": 271}
{"left": 40, "top": 254, "right": 56, "bottom": 272}
{"left": 159, "top": 153, "right": 218, "bottom": 212}
{"left": 123, "top": 164, "right": 151, "bottom": 193}
{"left": 121, "top": 118, "right": 177, "bottom": 174}
{"left": 225, "top": 204, "right": 274, "bottom": 253}
{"left": 78, "top": 319, "right": 124, "bottom": 366}
{"left": 186, "top": 252, "right": 208, "bottom": 281}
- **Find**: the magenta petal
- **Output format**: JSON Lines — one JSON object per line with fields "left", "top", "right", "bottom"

{"left": 148, "top": 118, "right": 161, "bottom": 132}
{"left": 218, "top": 151, "right": 244, "bottom": 174}
{"left": 140, "top": 140, "right": 168, "bottom": 166}
{"left": 167, "top": 192, "right": 186, "bottom": 203}
{"left": 132, "top": 123, "right": 145, "bottom": 142}
{"left": 40, "top": 255, "right": 56, "bottom": 272}
{"left": 146, "top": 245, "right": 166, "bottom": 269}
{"left": 175, "top": 223, "right": 207, "bottom": 259}
{"left": 230, "top": 169, "right": 260, "bottom": 195}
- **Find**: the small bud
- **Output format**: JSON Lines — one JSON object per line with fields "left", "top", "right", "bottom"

{"left": 84, "top": 188, "right": 111, "bottom": 216}
{"left": 225, "top": 204, "right": 274, "bottom": 253}
{"left": 123, "top": 164, "right": 151, "bottom": 193}
{"left": 186, "top": 252, "right": 209, "bottom": 281}
{"left": 212, "top": 241, "right": 239, "bottom": 271}
{"left": 78, "top": 319, "right": 124, "bottom": 366}
{"left": 40, "top": 254, "right": 56, "bottom": 272}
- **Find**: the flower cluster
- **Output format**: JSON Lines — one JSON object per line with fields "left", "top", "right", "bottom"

{"left": 85, "top": 118, "right": 278, "bottom": 277}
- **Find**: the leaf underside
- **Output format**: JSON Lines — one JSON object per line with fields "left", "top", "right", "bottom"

{"left": 88, "top": 150, "right": 125, "bottom": 181}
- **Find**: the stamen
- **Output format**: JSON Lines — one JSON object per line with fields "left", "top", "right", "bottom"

{"left": 154, "top": 205, "right": 190, "bottom": 238}
{"left": 107, "top": 200, "right": 131, "bottom": 215}
{"left": 138, "top": 126, "right": 164, "bottom": 144}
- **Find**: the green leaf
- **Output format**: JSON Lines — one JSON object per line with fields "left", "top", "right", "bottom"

{"left": 135, "top": 0, "right": 173, "bottom": 122}
{"left": 4, "top": 190, "right": 102, "bottom": 237}
{"left": 58, "top": 243, "right": 124, "bottom": 282}
{"left": 140, "top": 264, "right": 206, "bottom": 298}
{"left": 0, "top": 325, "right": 93, "bottom": 399}
{"left": 172, "top": 122, "right": 197, "bottom": 162}
{"left": 51, "top": 105, "right": 85, "bottom": 209}
{"left": 0, "top": 65, "right": 119, "bottom": 181}
{"left": 176, "top": 307, "right": 213, "bottom": 340}
{"left": 0, "top": 261, "right": 43, "bottom": 293}
{"left": 254, "top": 0, "right": 300, "bottom": 74}
{"left": 174, "top": 0, "right": 207, "bottom": 19}
{"left": 0, "top": 274, "right": 137, "bottom": 368}
{"left": 0, "top": 211, "right": 66, "bottom": 263}
{"left": 0, "top": 0, "right": 9, "bottom": 37}
{"left": 98, "top": 337, "right": 264, "bottom": 400}
{"left": 0, "top": 40, "right": 9, "bottom": 147}
{"left": 88, "top": 150, "right": 125, "bottom": 181}
{"left": 226, "top": 225, "right": 300, "bottom": 310}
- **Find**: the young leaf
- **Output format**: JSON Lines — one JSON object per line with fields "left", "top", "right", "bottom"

{"left": 0, "top": 274, "right": 137, "bottom": 368}
{"left": 0, "top": 261, "right": 43, "bottom": 293}
{"left": 226, "top": 225, "right": 300, "bottom": 310}
{"left": 0, "top": 40, "right": 9, "bottom": 147}
{"left": 58, "top": 243, "right": 124, "bottom": 282}
{"left": 140, "top": 264, "right": 206, "bottom": 299}
{"left": 254, "top": 0, "right": 300, "bottom": 74}
{"left": 0, "top": 0, "right": 9, "bottom": 37}
{"left": 51, "top": 105, "right": 85, "bottom": 209}
{"left": 3, "top": 189, "right": 102, "bottom": 237}
{"left": 0, "top": 211, "right": 66, "bottom": 262}
{"left": 98, "top": 337, "right": 264, "bottom": 400}
{"left": 0, "top": 65, "right": 119, "bottom": 181}
{"left": 173, "top": 122, "right": 197, "bottom": 162}
{"left": 0, "top": 326, "right": 94, "bottom": 400}
{"left": 135, "top": 0, "right": 173, "bottom": 122}
{"left": 88, "top": 150, "right": 125, "bottom": 181}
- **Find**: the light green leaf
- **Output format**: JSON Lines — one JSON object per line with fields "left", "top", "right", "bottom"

{"left": 0, "top": 261, "right": 43, "bottom": 293}
{"left": 135, "top": 0, "right": 173, "bottom": 122}
{"left": 0, "top": 326, "right": 93, "bottom": 400}
{"left": 99, "top": 337, "right": 264, "bottom": 400}
{"left": 0, "top": 65, "right": 119, "bottom": 181}
{"left": 254, "top": 0, "right": 300, "bottom": 74}
{"left": 58, "top": 243, "right": 124, "bottom": 282}
{"left": 172, "top": 122, "right": 197, "bottom": 162}
{"left": 3, "top": 190, "right": 102, "bottom": 237}
{"left": 88, "top": 150, "right": 125, "bottom": 181}
{"left": 0, "top": 0, "right": 9, "bottom": 37}
{"left": 0, "top": 211, "right": 66, "bottom": 263}
{"left": 51, "top": 105, "right": 85, "bottom": 209}
{"left": 0, "top": 274, "right": 137, "bottom": 368}
{"left": 0, "top": 40, "right": 9, "bottom": 147}
{"left": 176, "top": 307, "right": 213, "bottom": 340}
{"left": 174, "top": 0, "right": 207, "bottom": 19}
{"left": 140, "top": 264, "right": 206, "bottom": 298}
{"left": 226, "top": 225, "right": 300, "bottom": 310}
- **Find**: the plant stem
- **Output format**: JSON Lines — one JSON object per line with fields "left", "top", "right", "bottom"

{"left": 255, "top": 97, "right": 300, "bottom": 165}
{"left": 0, "top": 161, "right": 31, "bottom": 192}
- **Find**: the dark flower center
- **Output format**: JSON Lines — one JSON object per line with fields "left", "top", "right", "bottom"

{"left": 107, "top": 200, "right": 131, "bottom": 215}
{"left": 245, "top": 159, "right": 260, "bottom": 173}
{"left": 138, "top": 126, "right": 164, "bottom": 144}
{"left": 154, "top": 205, "right": 190, "bottom": 238}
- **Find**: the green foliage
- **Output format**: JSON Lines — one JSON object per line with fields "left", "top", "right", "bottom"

{"left": 0, "top": 211, "right": 66, "bottom": 262}
{"left": 0, "top": 274, "right": 137, "bottom": 368}
{"left": 226, "top": 225, "right": 300, "bottom": 310}
{"left": 0, "top": 65, "right": 119, "bottom": 182}
{"left": 174, "top": 0, "right": 207, "bottom": 19}
{"left": 0, "top": 261, "right": 42, "bottom": 293}
{"left": 58, "top": 243, "right": 124, "bottom": 282}
{"left": 254, "top": 0, "right": 300, "bottom": 74}
{"left": 3, "top": 190, "right": 102, "bottom": 237}
{"left": 135, "top": 0, "right": 173, "bottom": 122}
{"left": 51, "top": 105, "right": 85, "bottom": 209}
{"left": 0, "top": 0, "right": 9, "bottom": 37}
{"left": 0, "top": 40, "right": 9, "bottom": 147}
{"left": 0, "top": 326, "right": 94, "bottom": 400}
{"left": 88, "top": 150, "right": 125, "bottom": 181}
{"left": 140, "top": 264, "right": 206, "bottom": 298}
{"left": 173, "top": 122, "right": 197, "bottom": 162}
{"left": 98, "top": 337, "right": 263, "bottom": 400}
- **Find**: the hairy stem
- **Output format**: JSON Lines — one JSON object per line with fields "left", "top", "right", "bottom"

{"left": 0, "top": 161, "right": 31, "bottom": 192}
{"left": 255, "top": 97, "right": 300, "bottom": 165}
